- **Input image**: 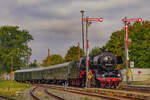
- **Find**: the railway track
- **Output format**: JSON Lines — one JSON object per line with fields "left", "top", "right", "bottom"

{"left": 122, "top": 85, "right": 150, "bottom": 92}
{"left": 33, "top": 84, "right": 118, "bottom": 100}
{"left": 30, "top": 86, "right": 64, "bottom": 100}
{"left": 44, "top": 89, "right": 65, "bottom": 100}
{"left": 117, "top": 85, "right": 150, "bottom": 95}
{"left": 34, "top": 84, "right": 150, "bottom": 100}
{"left": 0, "top": 96, "right": 16, "bottom": 100}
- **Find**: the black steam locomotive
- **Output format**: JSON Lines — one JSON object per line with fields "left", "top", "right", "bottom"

{"left": 15, "top": 51, "right": 123, "bottom": 88}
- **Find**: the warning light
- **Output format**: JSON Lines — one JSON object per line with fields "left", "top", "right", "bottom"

{"left": 138, "top": 70, "right": 142, "bottom": 75}
{"left": 89, "top": 22, "right": 92, "bottom": 24}
{"left": 138, "top": 18, "right": 142, "bottom": 22}
{"left": 98, "top": 17, "right": 103, "bottom": 22}
{"left": 125, "top": 24, "right": 128, "bottom": 28}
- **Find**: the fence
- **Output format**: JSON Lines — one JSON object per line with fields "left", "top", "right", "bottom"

{"left": 121, "top": 68, "right": 150, "bottom": 81}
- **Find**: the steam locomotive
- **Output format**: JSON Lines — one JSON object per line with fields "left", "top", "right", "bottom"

{"left": 14, "top": 51, "right": 123, "bottom": 88}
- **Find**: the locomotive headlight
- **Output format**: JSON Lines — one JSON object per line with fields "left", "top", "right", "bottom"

{"left": 103, "top": 56, "right": 112, "bottom": 62}
{"left": 104, "top": 56, "right": 109, "bottom": 61}
{"left": 118, "top": 74, "right": 120, "bottom": 77}
{"left": 102, "top": 74, "right": 105, "bottom": 77}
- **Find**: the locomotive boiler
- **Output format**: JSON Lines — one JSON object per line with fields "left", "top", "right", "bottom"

{"left": 88, "top": 51, "right": 123, "bottom": 88}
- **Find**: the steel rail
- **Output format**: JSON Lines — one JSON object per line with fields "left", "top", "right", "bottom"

{"left": 45, "top": 89, "right": 65, "bottom": 100}
{"left": 120, "top": 85, "right": 150, "bottom": 93}
{"left": 34, "top": 84, "right": 145, "bottom": 100}
{"left": 30, "top": 86, "right": 65, "bottom": 100}
{"left": 30, "top": 87, "right": 41, "bottom": 100}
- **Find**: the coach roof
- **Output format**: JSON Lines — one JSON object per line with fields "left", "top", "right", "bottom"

{"left": 15, "top": 62, "right": 70, "bottom": 73}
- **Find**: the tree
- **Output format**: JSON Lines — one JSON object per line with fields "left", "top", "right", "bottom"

{"left": 89, "top": 47, "right": 106, "bottom": 56}
{"left": 41, "top": 54, "right": 64, "bottom": 67}
{"left": 64, "top": 45, "right": 84, "bottom": 62}
{"left": 104, "top": 21, "right": 150, "bottom": 68}
{"left": 0, "top": 26, "right": 33, "bottom": 72}
{"left": 29, "top": 59, "right": 38, "bottom": 68}
{"left": 50, "top": 54, "right": 64, "bottom": 65}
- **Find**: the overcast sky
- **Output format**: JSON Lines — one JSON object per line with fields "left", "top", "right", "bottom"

{"left": 0, "top": 0, "right": 150, "bottom": 62}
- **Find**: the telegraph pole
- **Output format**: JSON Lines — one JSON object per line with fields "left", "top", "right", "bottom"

{"left": 85, "top": 16, "right": 89, "bottom": 88}
{"left": 78, "top": 42, "right": 80, "bottom": 60}
{"left": 11, "top": 57, "right": 14, "bottom": 81}
{"left": 80, "top": 10, "right": 85, "bottom": 53}
{"left": 27, "top": 53, "right": 29, "bottom": 68}
{"left": 48, "top": 48, "right": 50, "bottom": 66}
{"left": 11, "top": 57, "right": 13, "bottom": 72}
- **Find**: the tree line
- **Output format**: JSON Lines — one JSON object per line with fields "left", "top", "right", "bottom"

{"left": 40, "top": 46, "right": 84, "bottom": 67}
{"left": 0, "top": 26, "right": 85, "bottom": 72}
{"left": 90, "top": 21, "right": 150, "bottom": 68}
{"left": 0, "top": 21, "right": 150, "bottom": 73}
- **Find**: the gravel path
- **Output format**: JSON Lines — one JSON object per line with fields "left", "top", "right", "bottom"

{"left": 18, "top": 87, "right": 60, "bottom": 100}
{"left": 17, "top": 88, "right": 34, "bottom": 100}
{"left": 47, "top": 89, "right": 105, "bottom": 100}
{"left": 35, "top": 87, "right": 59, "bottom": 100}
{"left": 18, "top": 86, "right": 105, "bottom": 100}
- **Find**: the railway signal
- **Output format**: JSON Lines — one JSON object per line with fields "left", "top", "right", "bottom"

{"left": 10, "top": 57, "right": 14, "bottom": 81}
{"left": 122, "top": 17, "right": 142, "bottom": 86}
{"left": 83, "top": 16, "right": 103, "bottom": 88}
{"left": 83, "top": 17, "right": 103, "bottom": 22}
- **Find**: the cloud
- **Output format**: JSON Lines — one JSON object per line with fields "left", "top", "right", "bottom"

{"left": 0, "top": 0, "right": 149, "bottom": 62}
{"left": 51, "top": 0, "right": 138, "bottom": 16}
{"left": 16, "top": 0, "right": 47, "bottom": 6}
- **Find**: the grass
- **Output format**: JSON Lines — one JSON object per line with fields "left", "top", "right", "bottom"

{"left": 51, "top": 89, "right": 57, "bottom": 93}
{"left": 0, "top": 80, "right": 31, "bottom": 97}
{"left": 80, "top": 97, "right": 93, "bottom": 100}
{"left": 84, "top": 97, "right": 91, "bottom": 100}
{"left": 44, "top": 95, "right": 49, "bottom": 99}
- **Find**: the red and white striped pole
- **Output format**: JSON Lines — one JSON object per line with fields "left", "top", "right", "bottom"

{"left": 87, "top": 40, "right": 90, "bottom": 66}
{"left": 123, "top": 16, "right": 130, "bottom": 86}
{"left": 122, "top": 17, "right": 142, "bottom": 86}
{"left": 125, "top": 24, "right": 129, "bottom": 67}
{"left": 125, "top": 22, "right": 129, "bottom": 85}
